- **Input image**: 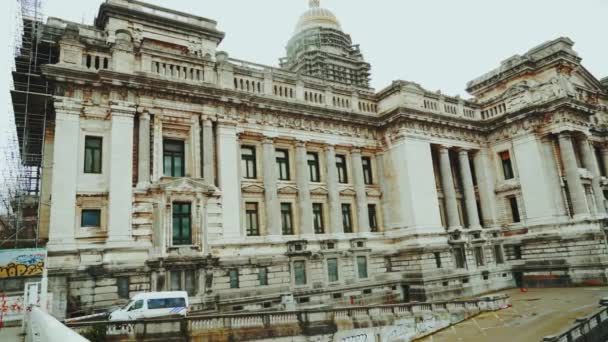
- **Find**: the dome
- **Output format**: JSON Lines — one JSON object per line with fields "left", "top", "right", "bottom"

{"left": 294, "top": 0, "right": 342, "bottom": 34}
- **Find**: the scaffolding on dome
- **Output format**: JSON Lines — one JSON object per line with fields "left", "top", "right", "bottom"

{"left": 1, "top": 0, "right": 58, "bottom": 248}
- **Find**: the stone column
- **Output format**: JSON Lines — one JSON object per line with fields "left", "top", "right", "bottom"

{"left": 295, "top": 141, "right": 313, "bottom": 235}
{"left": 190, "top": 116, "right": 201, "bottom": 178}
{"left": 351, "top": 149, "right": 370, "bottom": 232}
{"left": 458, "top": 149, "right": 481, "bottom": 229}
{"left": 600, "top": 146, "right": 608, "bottom": 180}
{"left": 107, "top": 101, "right": 136, "bottom": 243}
{"left": 48, "top": 100, "right": 80, "bottom": 246}
{"left": 325, "top": 145, "right": 343, "bottom": 233}
{"left": 579, "top": 138, "right": 606, "bottom": 215}
{"left": 376, "top": 152, "right": 391, "bottom": 230}
{"left": 472, "top": 149, "right": 498, "bottom": 227}
{"left": 152, "top": 114, "right": 163, "bottom": 182}
{"left": 202, "top": 118, "right": 215, "bottom": 184}
{"left": 438, "top": 146, "right": 461, "bottom": 229}
{"left": 262, "top": 138, "right": 281, "bottom": 235}
{"left": 558, "top": 132, "right": 589, "bottom": 218}
{"left": 137, "top": 111, "right": 151, "bottom": 187}
{"left": 216, "top": 121, "right": 241, "bottom": 238}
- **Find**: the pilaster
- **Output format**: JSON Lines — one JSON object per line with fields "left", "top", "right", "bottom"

{"left": 325, "top": 145, "right": 343, "bottom": 233}
{"left": 262, "top": 138, "right": 282, "bottom": 235}
{"left": 351, "top": 148, "right": 370, "bottom": 232}
{"left": 295, "top": 141, "right": 313, "bottom": 235}
{"left": 216, "top": 121, "right": 241, "bottom": 238}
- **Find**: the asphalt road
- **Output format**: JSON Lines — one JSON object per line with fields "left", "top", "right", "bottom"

{"left": 418, "top": 287, "right": 607, "bottom": 342}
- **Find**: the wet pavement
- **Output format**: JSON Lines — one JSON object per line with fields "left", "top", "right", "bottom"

{"left": 418, "top": 287, "right": 607, "bottom": 342}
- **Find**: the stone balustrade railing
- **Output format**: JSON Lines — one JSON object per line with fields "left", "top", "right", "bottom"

{"left": 68, "top": 294, "right": 509, "bottom": 341}
{"left": 541, "top": 298, "right": 608, "bottom": 342}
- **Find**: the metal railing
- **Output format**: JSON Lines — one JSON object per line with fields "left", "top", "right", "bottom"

{"left": 542, "top": 298, "right": 608, "bottom": 342}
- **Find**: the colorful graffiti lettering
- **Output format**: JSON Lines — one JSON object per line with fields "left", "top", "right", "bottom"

{"left": 0, "top": 249, "right": 46, "bottom": 279}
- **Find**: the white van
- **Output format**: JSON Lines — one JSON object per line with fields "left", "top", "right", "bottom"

{"left": 109, "top": 291, "right": 189, "bottom": 321}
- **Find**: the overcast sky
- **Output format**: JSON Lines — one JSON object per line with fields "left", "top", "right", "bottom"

{"left": 0, "top": 0, "right": 606, "bottom": 193}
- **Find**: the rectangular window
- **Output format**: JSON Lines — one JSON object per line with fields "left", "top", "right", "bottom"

{"left": 474, "top": 246, "right": 484, "bottom": 267}
{"left": 508, "top": 196, "right": 520, "bottom": 223}
{"left": 117, "top": 277, "right": 130, "bottom": 299}
{"left": 170, "top": 270, "right": 181, "bottom": 291}
{"left": 276, "top": 149, "right": 290, "bottom": 181}
{"left": 499, "top": 151, "right": 514, "bottom": 180}
{"left": 84, "top": 136, "right": 102, "bottom": 174}
{"left": 241, "top": 146, "right": 257, "bottom": 179}
{"left": 356, "top": 256, "right": 368, "bottom": 279}
{"left": 81, "top": 209, "right": 101, "bottom": 228}
{"left": 336, "top": 155, "right": 348, "bottom": 183}
{"left": 245, "top": 202, "right": 260, "bottom": 236}
{"left": 307, "top": 152, "right": 321, "bottom": 182}
{"left": 294, "top": 260, "right": 307, "bottom": 285}
{"left": 368, "top": 204, "right": 378, "bottom": 232}
{"left": 494, "top": 245, "right": 504, "bottom": 264}
{"left": 172, "top": 203, "right": 192, "bottom": 245}
{"left": 454, "top": 247, "right": 466, "bottom": 269}
{"left": 434, "top": 252, "right": 442, "bottom": 268}
{"left": 513, "top": 245, "right": 522, "bottom": 260}
{"left": 327, "top": 258, "right": 339, "bottom": 282}
{"left": 342, "top": 204, "right": 353, "bottom": 233}
{"left": 281, "top": 203, "right": 294, "bottom": 235}
{"left": 164, "top": 139, "right": 185, "bottom": 177}
{"left": 312, "top": 203, "right": 325, "bottom": 234}
{"left": 229, "top": 269, "right": 239, "bottom": 289}
{"left": 259, "top": 267, "right": 268, "bottom": 286}
{"left": 362, "top": 157, "right": 373, "bottom": 185}
{"left": 185, "top": 271, "right": 196, "bottom": 296}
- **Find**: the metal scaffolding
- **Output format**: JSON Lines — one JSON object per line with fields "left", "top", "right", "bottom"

{"left": 1, "top": 0, "right": 57, "bottom": 248}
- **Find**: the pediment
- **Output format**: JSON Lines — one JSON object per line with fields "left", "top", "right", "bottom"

{"left": 310, "top": 186, "right": 329, "bottom": 196}
{"left": 158, "top": 178, "right": 216, "bottom": 194}
{"left": 569, "top": 67, "right": 604, "bottom": 92}
{"left": 339, "top": 188, "right": 357, "bottom": 196}
{"left": 242, "top": 183, "right": 265, "bottom": 194}
{"left": 278, "top": 185, "right": 298, "bottom": 195}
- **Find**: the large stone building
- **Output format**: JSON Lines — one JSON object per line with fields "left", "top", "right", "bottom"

{"left": 32, "top": 0, "right": 608, "bottom": 317}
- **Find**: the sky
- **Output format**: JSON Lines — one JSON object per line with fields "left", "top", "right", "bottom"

{"left": 0, "top": 0, "right": 606, "bottom": 197}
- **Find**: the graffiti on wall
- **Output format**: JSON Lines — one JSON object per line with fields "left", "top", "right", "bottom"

{"left": 0, "top": 248, "right": 46, "bottom": 279}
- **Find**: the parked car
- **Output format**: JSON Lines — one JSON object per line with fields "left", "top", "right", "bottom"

{"left": 109, "top": 291, "right": 189, "bottom": 321}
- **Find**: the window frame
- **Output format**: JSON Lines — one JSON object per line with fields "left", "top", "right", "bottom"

{"left": 172, "top": 202, "right": 192, "bottom": 246}
{"left": 241, "top": 146, "right": 257, "bottom": 179}
{"left": 327, "top": 258, "right": 339, "bottom": 283}
{"left": 84, "top": 136, "right": 103, "bottom": 174}
{"left": 258, "top": 267, "right": 268, "bottom": 286}
{"left": 368, "top": 204, "right": 378, "bottom": 232}
{"left": 293, "top": 260, "right": 307, "bottom": 286}
{"left": 336, "top": 154, "right": 348, "bottom": 184}
{"left": 362, "top": 156, "right": 373, "bottom": 185}
{"left": 356, "top": 255, "right": 368, "bottom": 279}
{"left": 276, "top": 149, "right": 291, "bottom": 181}
{"left": 508, "top": 196, "right": 521, "bottom": 223}
{"left": 163, "top": 139, "right": 186, "bottom": 177}
{"left": 474, "top": 246, "right": 485, "bottom": 267}
{"left": 494, "top": 245, "right": 504, "bottom": 264}
{"left": 281, "top": 203, "right": 294, "bottom": 235}
{"left": 229, "top": 269, "right": 239, "bottom": 289}
{"left": 245, "top": 202, "right": 260, "bottom": 236}
{"left": 81, "top": 209, "right": 102, "bottom": 228}
{"left": 312, "top": 203, "right": 325, "bottom": 234}
{"left": 454, "top": 247, "right": 466, "bottom": 269}
{"left": 341, "top": 203, "right": 353, "bottom": 233}
{"left": 499, "top": 151, "right": 514, "bottom": 180}
{"left": 307, "top": 152, "right": 321, "bottom": 182}
{"left": 117, "top": 277, "right": 130, "bottom": 299}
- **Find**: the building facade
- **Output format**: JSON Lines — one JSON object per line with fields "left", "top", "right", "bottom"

{"left": 35, "top": 0, "right": 608, "bottom": 317}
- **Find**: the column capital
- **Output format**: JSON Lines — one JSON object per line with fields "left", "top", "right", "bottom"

{"left": 262, "top": 137, "right": 276, "bottom": 145}
{"left": 438, "top": 145, "right": 451, "bottom": 154}
{"left": 351, "top": 148, "right": 362, "bottom": 155}
{"left": 139, "top": 111, "right": 150, "bottom": 120}
{"left": 323, "top": 144, "right": 336, "bottom": 152}
{"left": 295, "top": 140, "right": 307, "bottom": 148}
{"left": 202, "top": 118, "right": 213, "bottom": 127}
